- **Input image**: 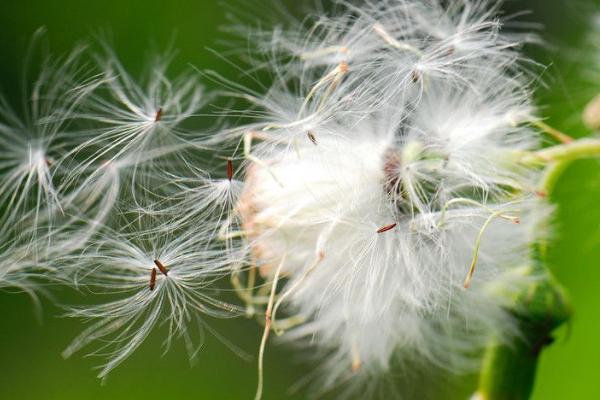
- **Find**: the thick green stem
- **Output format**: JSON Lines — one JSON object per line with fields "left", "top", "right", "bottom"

{"left": 476, "top": 325, "right": 543, "bottom": 400}
{"left": 474, "top": 267, "right": 571, "bottom": 400}
{"left": 473, "top": 135, "right": 594, "bottom": 399}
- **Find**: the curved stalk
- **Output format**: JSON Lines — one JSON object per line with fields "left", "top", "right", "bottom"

{"left": 474, "top": 131, "right": 595, "bottom": 399}
{"left": 521, "top": 138, "right": 600, "bottom": 166}
{"left": 473, "top": 268, "right": 571, "bottom": 400}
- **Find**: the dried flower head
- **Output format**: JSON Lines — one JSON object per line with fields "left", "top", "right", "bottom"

{"left": 222, "top": 0, "right": 546, "bottom": 395}
{"left": 0, "top": 1, "right": 568, "bottom": 398}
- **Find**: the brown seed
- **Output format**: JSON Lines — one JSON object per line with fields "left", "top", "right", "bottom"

{"left": 149, "top": 268, "right": 157, "bottom": 291}
{"left": 307, "top": 131, "right": 318, "bottom": 145}
{"left": 443, "top": 46, "right": 455, "bottom": 57}
{"left": 377, "top": 223, "right": 397, "bottom": 233}
{"left": 154, "top": 107, "right": 163, "bottom": 122}
{"left": 154, "top": 259, "right": 169, "bottom": 276}
{"left": 411, "top": 70, "right": 421, "bottom": 83}
{"left": 227, "top": 159, "right": 234, "bottom": 181}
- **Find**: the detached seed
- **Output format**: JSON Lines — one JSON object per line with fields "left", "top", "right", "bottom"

{"left": 154, "top": 259, "right": 169, "bottom": 276}
{"left": 377, "top": 223, "right": 397, "bottom": 233}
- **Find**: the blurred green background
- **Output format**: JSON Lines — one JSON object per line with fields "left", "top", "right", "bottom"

{"left": 0, "top": 1, "right": 598, "bottom": 399}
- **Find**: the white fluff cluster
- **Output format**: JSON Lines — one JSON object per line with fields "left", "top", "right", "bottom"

{"left": 230, "top": 0, "right": 544, "bottom": 394}
{"left": 0, "top": 39, "right": 243, "bottom": 378}
{"left": 0, "top": 1, "right": 549, "bottom": 397}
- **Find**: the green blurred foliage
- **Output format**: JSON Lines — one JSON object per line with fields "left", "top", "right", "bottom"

{"left": 0, "top": 1, "right": 598, "bottom": 399}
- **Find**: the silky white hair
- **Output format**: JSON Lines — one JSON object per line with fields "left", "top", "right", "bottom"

{"left": 228, "top": 0, "right": 546, "bottom": 395}
{"left": 0, "top": 1, "right": 552, "bottom": 398}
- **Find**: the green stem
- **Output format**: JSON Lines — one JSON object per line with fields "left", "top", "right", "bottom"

{"left": 475, "top": 324, "right": 544, "bottom": 400}
{"left": 530, "top": 120, "right": 574, "bottom": 144}
{"left": 521, "top": 138, "right": 600, "bottom": 166}
{"left": 474, "top": 133, "right": 592, "bottom": 399}
{"left": 538, "top": 160, "right": 573, "bottom": 194}
{"left": 474, "top": 268, "right": 571, "bottom": 400}
{"left": 521, "top": 136, "right": 600, "bottom": 194}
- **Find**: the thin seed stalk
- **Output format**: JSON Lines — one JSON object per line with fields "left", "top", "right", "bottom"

{"left": 521, "top": 138, "right": 600, "bottom": 166}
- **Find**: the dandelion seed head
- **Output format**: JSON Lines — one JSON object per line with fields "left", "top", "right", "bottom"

{"left": 0, "top": 1, "right": 556, "bottom": 397}
{"left": 229, "top": 0, "right": 546, "bottom": 394}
